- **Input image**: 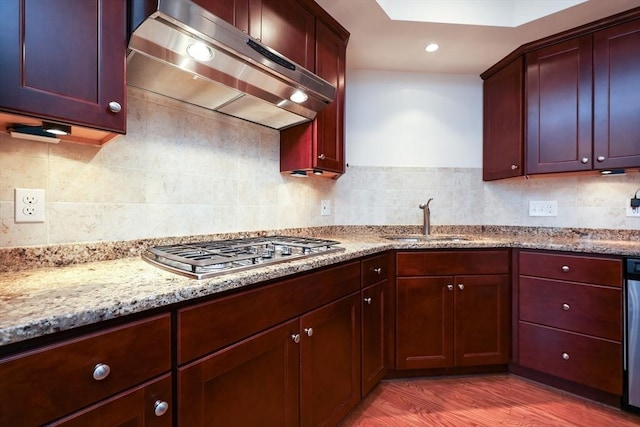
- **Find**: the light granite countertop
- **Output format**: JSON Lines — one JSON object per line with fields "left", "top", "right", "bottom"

{"left": 1, "top": 226, "right": 639, "bottom": 349}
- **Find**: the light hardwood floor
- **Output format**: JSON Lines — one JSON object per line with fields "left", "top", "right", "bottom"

{"left": 339, "top": 375, "right": 640, "bottom": 426}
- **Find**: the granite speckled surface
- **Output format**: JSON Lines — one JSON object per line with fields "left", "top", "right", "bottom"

{"left": 1, "top": 226, "right": 639, "bottom": 348}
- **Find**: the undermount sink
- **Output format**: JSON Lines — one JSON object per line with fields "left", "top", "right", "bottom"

{"left": 383, "top": 234, "right": 469, "bottom": 243}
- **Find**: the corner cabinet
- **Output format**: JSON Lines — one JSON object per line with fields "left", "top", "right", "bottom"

{"left": 482, "top": 10, "right": 640, "bottom": 179}
{"left": 482, "top": 57, "right": 524, "bottom": 180}
{"left": 280, "top": 13, "right": 349, "bottom": 179}
{"left": 395, "top": 250, "right": 511, "bottom": 370}
{"left": 0, "top": 0, "right": 126, "bottom": 144}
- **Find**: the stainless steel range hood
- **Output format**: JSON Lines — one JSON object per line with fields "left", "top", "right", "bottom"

{"left": 127, "top": 0, "right": 336, "bottom": 129}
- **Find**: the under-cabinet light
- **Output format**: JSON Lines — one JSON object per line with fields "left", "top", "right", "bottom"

{"left": 42, "top": 121, "right": 71, "bottom": 136}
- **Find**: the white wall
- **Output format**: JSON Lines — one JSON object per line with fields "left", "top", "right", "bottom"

{"left": 336, "top": 69, "right": 639, "bottom": 230}
{"left": 345, "top": 70, "right": 482, "bottom": 168}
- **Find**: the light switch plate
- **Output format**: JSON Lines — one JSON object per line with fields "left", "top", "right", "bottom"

{"left": 321, "top": 199, "right": 331, "bottom": 216}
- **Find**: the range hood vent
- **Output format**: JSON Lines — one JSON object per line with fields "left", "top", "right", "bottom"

{"left": 127, "top": 0, "right": 336, "bottom": 130}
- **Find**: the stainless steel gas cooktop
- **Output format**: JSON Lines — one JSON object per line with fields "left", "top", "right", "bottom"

{"left": 142, "top": 236, "right": 344, "bottom": 279}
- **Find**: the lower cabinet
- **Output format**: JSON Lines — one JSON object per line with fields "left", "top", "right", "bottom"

{"left": 516, "top": 250, "right": 623, "bottom": 396}
{"left": 361, "top": 253, "right": 392, "bottom": 397}
{"left": 0, "top": 314, "right": 172, "bottom": 426}
{"left": 178, "top": 293, "right": 361, "bottom": 427}
{"left": 395, "top": 250, "right": 511, "bottom": 370}
{"left": 49, "top": 374, "right": 172, "bottom": 427}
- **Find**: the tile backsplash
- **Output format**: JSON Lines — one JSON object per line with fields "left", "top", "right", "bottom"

{"left": 1, "top": 87, "right": 638, "bottom": 248}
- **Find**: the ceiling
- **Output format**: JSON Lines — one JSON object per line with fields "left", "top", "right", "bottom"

{"left": 315, "top": 0, "right": 640, "bottom": 75}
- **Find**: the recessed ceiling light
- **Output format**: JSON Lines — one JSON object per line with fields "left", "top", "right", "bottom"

{"left": 425, "top": 43, "right": 439, "bottom": 53}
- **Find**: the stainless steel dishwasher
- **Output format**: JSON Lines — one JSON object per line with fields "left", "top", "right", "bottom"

{"left": 624, "top": 257, "right": 640, "bottom": 414}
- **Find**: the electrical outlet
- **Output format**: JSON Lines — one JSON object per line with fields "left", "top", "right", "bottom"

{"left": 321, "top": 199, "right": 331, "bottom": 216}
{"left": 627, "top": 206, "right": 640, "bottom": 217}
{"left": 529, "top": 200, "right": 558, "bottom": 217}
{"left": 15, "top": 188, "right": 45, "bottom": 223}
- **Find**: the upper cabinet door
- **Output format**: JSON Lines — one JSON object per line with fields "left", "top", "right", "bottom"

{"left": 526, "top": 36, "right": 593, "bottom": 174}
{"left": 314, "top": 20, "right": 346, "bottom": 173}
{"left": 249, "top": 0, "right": 315, "bottom": 70}
{"left": 593, "top": 18, "right": 640, "bottom": 170}
{"left": 0, "top": 0, "right": 126, "bottom": 133}
{"left": 483, "top": 57, "right": 524, "bottom": 181}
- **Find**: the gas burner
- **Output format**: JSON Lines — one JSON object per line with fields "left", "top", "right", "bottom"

{"left": 142, "top": 236, "right": 343, "bottom": 279}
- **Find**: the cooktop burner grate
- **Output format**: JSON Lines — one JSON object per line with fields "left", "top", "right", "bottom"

{"left": 142, "top": 236, "right": 344, "bottom": 279}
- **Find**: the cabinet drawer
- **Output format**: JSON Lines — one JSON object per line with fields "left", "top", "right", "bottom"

{"left": 519, "top": 251, "right": 622, "bottom": 287}
{"left": 178, "top": 261, "right": 360, "bottom": 364}
{"left": 397, "top": 250, "right": 509, "bottom": 276}
{"left": 518, "top": 322, "right": 621, "bottom": 394}
{"left": 519, "top": 277, "right": 621, "bottom": 341}
{"left": 362, "top": 253, "right": 390, "bottom": 287}
{"left": 49, "top": 374, "right": 172, "bottom": 427}
{"left": 0, "top": 314, "right": 171, "bottom": 426}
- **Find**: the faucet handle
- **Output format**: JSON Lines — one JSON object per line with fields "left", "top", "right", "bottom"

{"left": 419, "top": 198, "right": 434, "bottom": 209}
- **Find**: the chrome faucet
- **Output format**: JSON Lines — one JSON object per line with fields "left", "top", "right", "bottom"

{"left": 419, "top": 199, "right": 433, "bottom": 236}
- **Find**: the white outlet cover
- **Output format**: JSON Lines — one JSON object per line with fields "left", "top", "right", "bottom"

{"left": 15, "top": 188, "right": 45, "bottom": 223}
{"left": 529, "top": 200, "right": 558, "bottom": 217}
{"left": 627, "top": 206, "right": 640, "bottom": 217}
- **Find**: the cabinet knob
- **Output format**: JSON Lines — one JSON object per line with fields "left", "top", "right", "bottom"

{"left": 511, "top": 164, "right": 519, "bottom": 170}
{"left": 304, "top": 327, "right": 314, "bottom": 337}
{"left": 364, "top": 297, "right": 372, "bottom": 305}
{"left": 562, "top": 352, "right": 570, "bottom": 360}
{"left": 561, "top": 265, "right": 570, "bottom": 273}
{"left": 154, "top": 400, "right": 169, "bottom": 417}
{"left": 318, "top": 153, "right": 326, "bottom": 160}
{"left": 447, "top": 284, "right": 454, "bottom": 291}
{"left": 457, "top": 284, "right": 464, "bottom": 290}
{"left": 108, "top": 101, "right": 122, "bottom": 113}
{"left": 291, "top": 333, "right": 301, "bottom": 344}
{"left": 372, "top": 267, "right": 382, "bottom": 275}
{"left": 562, "top": 303, "right": 570, "bottom": 311}
{"left": 597, "top": 155, "right": 606, "bottom": 162}
{"left": 581, "top": 157, "right": 589, "bottom": 164}
{"left": 92, "top": 363, "right": 111, "bottom": 381}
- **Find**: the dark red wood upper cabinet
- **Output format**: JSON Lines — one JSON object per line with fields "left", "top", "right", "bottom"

{"left": 483, "top": 57, "right": 524, "bottom": 181}
{"left": 526, "top": 36, "right": 594, "bottom": 174}
{"left": 0, "top": 0, "right": 126, "bottom": 134}
{"left": 193, "top": 0, "right": 249, "bottom": 32}
{"left": 280, "top": 19, "right": 347, "bottom": 177}
{"left": 249, "top": 0, "right": 315, "bottom": 70}
{"left": 593, "top": 18, "right": 640, "bottom": 170}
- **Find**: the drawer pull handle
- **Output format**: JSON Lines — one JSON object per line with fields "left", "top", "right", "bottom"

{"left": 364, "top": 297, "right": 373, "bottom": 305}
{"left": 154, "top": 400, "right": 169, "bottom": 417}
{"left": 561, "top": 265, "right": 570, "bottom": 273}
{"left": 291, "top": 333, "right": 301, "bottom": 344}
{"left": 562, "top": 352, "right": 570, "bottom": 360}
{"left": 458, "top": 284, "right": 464, "bottom": 290}
{"left": 562, "top": 303, "right": 570, "bottom": 311}
{"left": 92, "top": 363, "right": 111, "bottom": 381}
{"left": 304, "top": 327, "right": 314, "bottom": 337}
{"left": 372, "top": 267, "right": 382, "bottom": 275}
{"left": 447, "top": 284, "right": 454, "bottom": 291}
